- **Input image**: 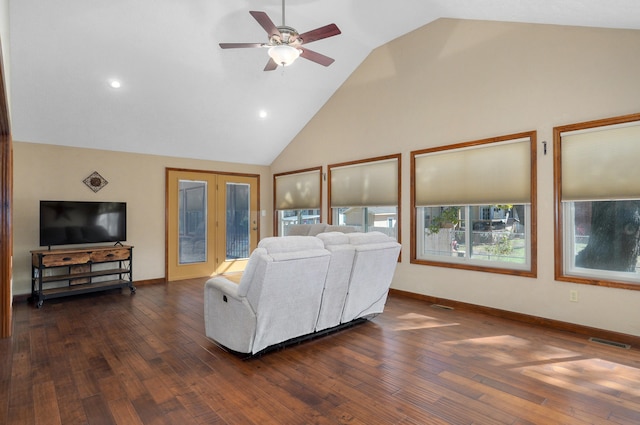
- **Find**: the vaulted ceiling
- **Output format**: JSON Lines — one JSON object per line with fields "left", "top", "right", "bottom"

{"left": 9, "top": 1, "right": 640, "bottom": 165}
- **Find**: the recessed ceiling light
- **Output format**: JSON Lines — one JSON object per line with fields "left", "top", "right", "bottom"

{"left": 109, "top": 80, "right": 122, "bottom": 89}
{"left": 259, "top": 110, "right": 267, "bottom": 118}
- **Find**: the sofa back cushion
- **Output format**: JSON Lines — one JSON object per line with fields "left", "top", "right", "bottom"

{"left": 342, "top": 232, "right": 401, "bottom": 322}
{"left": 316, "top": 231, "right": 350, "bottom": 246}
{"left": 239, "top": 235, "right": 327, "bottom": 301}
{"left": 258, "top": 235, "right": 325, "bottom": 252}
{"left": 315, "top": 232, "right": 356, "bottom": 330}
{"left": 237, "top": 236, "right": 331, "bottom": 353}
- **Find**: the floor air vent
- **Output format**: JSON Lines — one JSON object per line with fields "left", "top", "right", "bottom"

{"left": 588, "top": 337, "right": 631, "bottom": 349}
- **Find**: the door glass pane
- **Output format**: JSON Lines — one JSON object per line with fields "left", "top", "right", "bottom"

{"left": 226, "top": 183, "right": 250, "bottom": 260}
{"left": 179, "top": 180, "right": 206, "bottom": 264}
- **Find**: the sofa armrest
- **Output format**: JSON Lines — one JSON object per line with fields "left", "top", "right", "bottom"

{"left": 206, "top": 276, "right": 244, "bottom": 302}
{"left": 204, "top": 277, "right": 257, "bottom": 353}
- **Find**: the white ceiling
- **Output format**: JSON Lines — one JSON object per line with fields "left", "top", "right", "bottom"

{"left": 9, "top": 0, "right": 640, "bottom": 165}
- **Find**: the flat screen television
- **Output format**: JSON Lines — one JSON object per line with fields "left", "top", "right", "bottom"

{"left": 40, "top": 201, "right": 127, "bottom": 247}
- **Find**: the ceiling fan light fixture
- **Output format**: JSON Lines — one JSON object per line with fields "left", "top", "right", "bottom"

{"left": 220, "top": 5, "right": 340, "bottom": 71}
{"left": 268, "top": 44, "right": 300, "bottom": 66}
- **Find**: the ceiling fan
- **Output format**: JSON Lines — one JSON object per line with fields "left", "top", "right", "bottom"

{"left": 219, "top": 0, "right": 341, "bottom": 71}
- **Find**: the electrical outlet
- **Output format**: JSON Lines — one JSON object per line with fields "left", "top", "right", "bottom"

{"left": 569, "top": 290, "right": 579, "bottom": 302}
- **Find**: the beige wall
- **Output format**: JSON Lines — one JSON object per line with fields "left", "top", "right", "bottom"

{"left": 13, "top": 142, "right": 272, "bottom": 296}
{"left": 272, "top": 19, "right": 640, "bottom": 337}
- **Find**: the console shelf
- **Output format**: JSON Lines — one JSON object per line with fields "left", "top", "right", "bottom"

{"left": 31, "top": 245, "right": 134, "bottom": 308}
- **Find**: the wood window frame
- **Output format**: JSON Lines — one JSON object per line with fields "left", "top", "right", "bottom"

{"left": 410, "top": 132, "right": 538, "bottom": 278}
{"left": 273, "top": 166, "right": 323, "bottom": 236}
{"left": 327, "top": 153, "right": 401, "bottom": 250}
{"left": 553, "top": 112, "right": 640, "bottom": 291}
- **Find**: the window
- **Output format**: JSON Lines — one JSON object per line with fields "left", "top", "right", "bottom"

{"left": 411, "top": 132, "right": 536, "bottom": 276}
{"left": 274, "top": 167, "right": 322, "bottom": 236}
{"left": 554, "top": 113, "right": 640, "bottom": 290}
{"left": 328, "top": 154, "right": 400, "bottom": 239}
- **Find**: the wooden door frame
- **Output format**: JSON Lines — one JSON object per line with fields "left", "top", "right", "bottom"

{"left": 165, "top": 168, "right": 260, "bottom": 281}
{"left": 0, "top": 40, "right": 13, "bottom": 338}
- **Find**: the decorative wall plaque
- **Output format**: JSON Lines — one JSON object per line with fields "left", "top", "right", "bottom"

{"left": 83, "top": 171, "right": 108, "bottom": 192}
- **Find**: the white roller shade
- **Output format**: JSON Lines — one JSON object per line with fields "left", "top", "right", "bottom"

{"left": 414, "top": 138, "right": 531, "bottom": 206}
{"left": 561, "top": 122, "right": 640, "bottom": 201}
{"left": 330, "top": 158, "right": 399, "bottom": 207}
{"left": 274, "top": 169, "right": 321, "bottom": 210}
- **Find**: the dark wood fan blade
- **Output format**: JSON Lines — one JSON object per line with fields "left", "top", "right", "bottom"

{"left": 249, "top": 11, "right": 280, "bottom": 37}
{"left": 264, "top": 58, "right": 279, "bottom": 71}
{"left": 299, "top": 48, "right": 335, "bottom": 67}
{"left": 298, "top": 24, "right": 341, "bottom": 44}
{"left": 219, "top": 43, "right": 265, "bottom": 49}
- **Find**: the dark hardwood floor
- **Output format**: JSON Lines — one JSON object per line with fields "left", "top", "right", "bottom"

{"left": 2, "top": 278, "right": 640, "bottom": 425}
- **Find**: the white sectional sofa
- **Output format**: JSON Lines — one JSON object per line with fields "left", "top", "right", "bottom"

{"left": 204, "top": 231, "right": 400, "bottom": 355}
